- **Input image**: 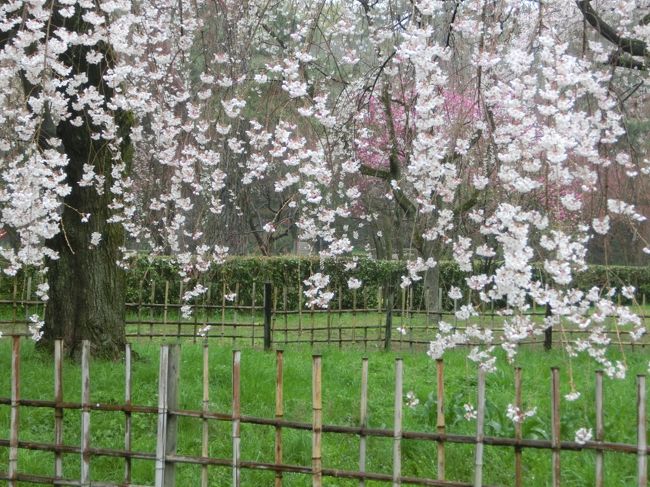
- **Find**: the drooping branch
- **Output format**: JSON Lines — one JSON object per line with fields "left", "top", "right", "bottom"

{"left": 576, "top": 1, "right": 648, "bottom": 58}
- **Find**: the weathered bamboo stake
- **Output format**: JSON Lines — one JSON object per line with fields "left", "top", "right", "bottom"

{"left": 232, "top": 350, "right": 242, "bottom": 487}
{"left": 338, "top": 286, "right": 343, "bottom": 348}
{"left": 221, "top": 281, "right": 227, "bottom": 342}
{"left": 201, "top": 344, "right": 209, "bottom": 487}
{"left": 11, "top": 278, "right": 17, "bottom": 332}
{"left": 312, "top": 355, "right": 323, "bottom": 487}
{"left": 283, "top": 286, "right": 288, "bottom": 345}
{"left": 436, "top": 359, "right": 446, "bottom": 480}
{"left": 177, "top": 281, "right": 184, "bottom": 341}
{"left": 352, "top": 289, "right": 358, "bottom": 343}
{"left": 81, "top": 340, "right": 91, "bottom": 487}
{"left": 393, "top": 358, "right": 403, "bottom": 487}
{"left": 275, "top": 350, "right": 284, "bottom": 487}
{"left": 24, "top": 275, "right": 32, "bottom": 323}
{"left": 162, "top": 280, "right": 169, "bottom": 339}
{"left": 149, "top": 280, "right": 156, "bottom": 340}
{"left": 595, "top": 370, "right": 604, "bottom": 487}
{"left": 54, "top": 340, "right": 64, "bottom": 479}
{"left": 8, "top": 336, "right": 20, "bottom": 487}
{"left": 155, "top": 346, "right": 170, "bottom": 486}
{"left": 638, "top": 375, "right": 647, "bottom": 487}
{"left": 474, "top": 368, "right": 486, "bottom": 487}
{"left": 514, "top": 367, "right": 522, "bottom": 487}
{"left": 137, "top": 281, "right": 143, "bottom": 338}
{"left": 359, "top": 357, "right": 369, "bottom": 487}
{"left": 551, "top": 368, "right": 561, "bottom": 487}
{"left": 124, "top": 343, "right": 132, "bottom": 483}
{"left": 251, "top": 282, "right": 256, "bottom": 345}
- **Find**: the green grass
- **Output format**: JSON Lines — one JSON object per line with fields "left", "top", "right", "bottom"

{"left": 0, "top": 339, "right": 648, "bottom": 486}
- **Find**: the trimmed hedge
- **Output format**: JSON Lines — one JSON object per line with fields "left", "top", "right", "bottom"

{"left": 3, "top": 257, "right": 649, "bottom": 311}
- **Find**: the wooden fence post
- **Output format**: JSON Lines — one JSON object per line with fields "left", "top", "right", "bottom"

{"left": 359, "top": 357, "right": 369, "bottom": 487}
{"left": 124, "top": 343, "right": 132, "bottom": 483}
{"left": 275, "top": 350, "right": 284, "bottom": 487}
{"left": 264, "top": 283, "right": 273, "bottom": 351}
{"left": 514, "top": 367, "right": 523, "bottom": 487}
{"left": 544, "top": 304, "right": 553, "bottom": 350}
{"left": 595, "top": 370, "right": 604, "bottom": 487}
{"left": 638, "top": 375, "right": 647, "bottom": 487}
{"left": 436, "top": 359, "right": 445, "bottom": 480}
{"left": 201, "top": 344, "right": 210, "bottom": 487}
{"left": 54, "top": 340, "right": 64, "bottom": 479}
{"left": 384, "top": 283, "right": 394, "bottom": 351}
{"left": 81, "top": 341, "right": 91, "bottom": 487}
{"left": 232, "top": 350, "right": 242, "bottom": 487}
{"left": 551, "top": 368, "right": 561, "bottom": 487}
{"left": 312, "top": 355, "right": 323, "bottom": 487}
{"left": 393, "top": 358, "right": 403, "bottom": 486}
{"left": 155, "top": 344, "right": 180, "bottom": 487}
{"left": 474, "top": 368, "right": 486, "bottom": 487}
{"left": 8, "top": 336, "right": 20, "bottom": 487}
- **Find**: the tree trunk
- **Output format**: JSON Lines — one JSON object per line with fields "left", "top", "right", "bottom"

{"left": 36, "top": 9, "right": 130, "bottom": 359}
{"left": 423, "top": 265, "right": 441, "bottom": 314}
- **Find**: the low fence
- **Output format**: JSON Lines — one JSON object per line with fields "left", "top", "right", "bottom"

{"left": 0, "top": 277, "right": 648, "bottom": 349}
{"left": 0, "top": 337, "right": 648, "bottom": 486}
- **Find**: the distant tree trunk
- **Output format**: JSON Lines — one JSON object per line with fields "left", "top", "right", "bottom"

{"left": 36, "top": 9, "right": 131, "bottom": 359}
{"left": 423, "top": 265, "right": 441, "bottom": 313}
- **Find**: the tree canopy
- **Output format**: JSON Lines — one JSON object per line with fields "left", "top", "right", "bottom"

{"left": 0, "top": 1, "right": 648, "bottom": 369}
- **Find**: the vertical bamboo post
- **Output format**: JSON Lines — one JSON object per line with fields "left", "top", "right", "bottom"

{"left": 81, "top": 340, "right": 91, "bottom": 487}
{"left": 338, "top": 286, "right": 343, "bottom": 348}
{"left": 201, "top": 344, "right": 209, "bottom": 487}
{"left": 393, "top": 358, "right": 403, "bottom": 487}
{"left": 234, "top": 282, "right": 240, "bottom": 344}
{"left": 326, "top": 291, "right": 332, "bottom": 344}
{"left": 8, "top": 336, "right": 20, "bottom": 487}
{"left": 312, "top": 355, "right": 323, "bottom": 487}
{"left": 177, "top": 281, "right": 184, "bottom": 341}
{"left": 638, "top": 375, "right": 647, "bottom": 487}
{"left": 149, "top": 280, "right": 156, "bottom": 340}
{"left": 124, "top": 343, "right": 132, "bottom": 483}
{"left": 24, "top": 275, "right": 32, "bottom": 323}
{"left": 232, "top": 350, "right": 241, "bottom": 487}
{"left": 352, "top": 289, "right": 358, "bottom": 343}
{"left": 298, "top": 279, "right": 303, "bottom": 338}
{"left": 359, "top": 358, "right": 369, "bottom": 487}
{"left": 54, "top": 340, "right": 64, "bottom": 479}
{"left": 275, "top": 350, "right": 284, "bottom": 487}
{"left": 551, "top": 367, "right": 561, "bottom": 487}
{"left": 436, "top": 359, "right": 446, "bottom": 480}
{"left": 595, "top": 370, "right": 604, "bottom": 487}
{"left": 514, "top": 367, "right": 523, "bottom": 487}
{"left": 544, "top": 304, "right": 553, "bottom": 350}
{"left": 221, "top": 280, "right": 227, "bottom": 342}
{"left": 385, "top": 284, "right": 394, "bottom": 351}
{"left": 474, "top": 368, "right": 486, "bottom": 487}
{"left": 264, "top": 283, "right": 273, "bottom": 351}
{"left": 11, "top": 278, "right": 17, "bottom": 333}
{"left": 137, "top": 281, "right": 143, "bottom": 338}
{"left": 163, "top": 280, "right": 169, "bottom": 338}
{"left": 155, "top": 344, "right": 180, "bottom": 487}
{"left": 251, "top": 281, "right": 256, "bottom": 345}
{"left": 283, "top": 285, "right": 288, "bottom": 345}
{"left": 155, "top": 345, "right": 169, "bottom": 487}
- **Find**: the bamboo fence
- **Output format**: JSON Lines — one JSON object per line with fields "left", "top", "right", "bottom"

{"left": 0, "top": 337, "right": 648, "bottom": 486}
{"left": 0, "top": 279, "right": 648, "bottom": 351}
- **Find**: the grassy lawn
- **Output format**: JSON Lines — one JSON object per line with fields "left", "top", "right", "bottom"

{"left": 0, "top": 339, "right": 648, "bottom": 486}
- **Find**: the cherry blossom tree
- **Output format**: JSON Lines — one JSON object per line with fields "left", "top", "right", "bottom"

{"left": 0, "top": 0, "right": 648, "bottom": 375}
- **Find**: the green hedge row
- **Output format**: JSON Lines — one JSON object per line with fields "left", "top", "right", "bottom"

{"left": 125, "top": 256, "right": 650, "bottom": 310}
{"left": 3, "top": 257, "right": 649, "bottom": 311}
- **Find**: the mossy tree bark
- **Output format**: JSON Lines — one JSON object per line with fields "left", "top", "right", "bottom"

{"left": 35, "top": 7, "right": 131, "bottom": 359}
